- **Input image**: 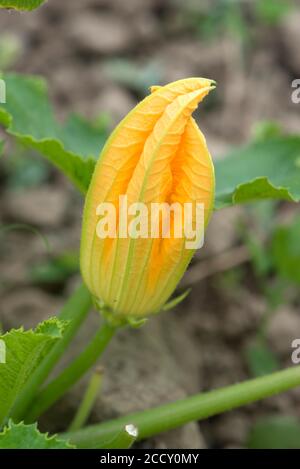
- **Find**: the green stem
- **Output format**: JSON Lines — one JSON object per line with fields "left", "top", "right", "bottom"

{"left": 64, "top": 365, "right": 300, "bottom": 448}
{"left": 25, "top": 320, "right": 116, "bottom": 423}
{"left": 68, "top": 367, "right": 104, "bottom": 432}
{"left": 99, "top": 425, "right": 138, "bottom": 449}
{"left": 11, "top": 283, "right": 92, "bottom": 422}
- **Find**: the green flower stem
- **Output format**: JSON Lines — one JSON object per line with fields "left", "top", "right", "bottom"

{"left": 64, "top": 365, "right": 300, "bottom": 448}
{"left": 68, "top": 367, "right": 104, "bottom": 432}
{"left": 11, "top": 283, "right": 92, "bottom": 422}
{"left": 25, "top": 320, "right": 116, "bottom": 423}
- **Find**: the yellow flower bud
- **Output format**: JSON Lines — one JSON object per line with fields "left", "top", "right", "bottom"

{"left": 80, "top": 78, "right": 215, "bottom": 324}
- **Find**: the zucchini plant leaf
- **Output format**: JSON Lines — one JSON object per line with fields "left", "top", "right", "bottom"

{"left": 0, "top": 317, "right": 67, "bottom": 426}
{"left": 0, "top": 74, "right": 107, "bottom": 193}
{"left": 247, "top": 415, "right": 300, "bottom": 449}
{"left": 0, "top": 0, "right": 46, "bottom": 10}
{"left": 271, "top": 216, "right": 300, "bottom": 284}
{"left": 215, "top": 136, "right": 300, "bottom": 208}
{"left": 0, "top": 421, "right": 75, "bottom": 449}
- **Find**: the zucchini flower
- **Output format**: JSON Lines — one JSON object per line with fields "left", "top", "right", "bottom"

{"left": 81, "top": 78, "right": 215, "bottom": 324}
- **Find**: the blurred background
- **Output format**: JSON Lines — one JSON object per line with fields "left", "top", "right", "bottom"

{"left": 0, "top": 0, "right": 300, "bottom": 449}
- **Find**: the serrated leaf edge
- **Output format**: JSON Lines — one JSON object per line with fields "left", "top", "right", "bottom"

{"left": 0, "top": 420, "right": 75, "bottom": 449}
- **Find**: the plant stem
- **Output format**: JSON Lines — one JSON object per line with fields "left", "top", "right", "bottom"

{"left": 64, "top": 365, "right": 300, "bottom": 448}
{"left": 11, "top": 283, "right": 92, "bottom": 422}
{"left": 99, "top": 425, "right": 138, "bottom": 449}
{"left": 25, "top": 320, "right": 116, "bottom": 423}
{"left": 68, "top": 367, "right": 104, "bottom": 432}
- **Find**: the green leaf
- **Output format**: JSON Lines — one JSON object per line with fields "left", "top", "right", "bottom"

{"left": 103, "top": 59, "right": 162, "bottom": 95}
{"left": 252, "top": 121, "right": 283, "bottom": 141}
{"left": 0, "top": 317, "right": 67, "bottom": 426}
{"left": 0, "top": 74, "right": 107, "bottom": 193}
{"left": 271, "top": 216, "right": 300, "bottom": 284}
{"left": 29, "top": 251, "right": 79, "bottom": 285}
{"left": 246, "top": 342, "right": 279, "bottom": 377}
{"left": 0, "top": 421, "right": 74, "bottom": 449}
{"left": 247, "top": 415, "right": 300, "bottom": 449}
{"left": 4, "top": 150, "right": 49, "bottom": 190}
{"left": 254, "top": 0, "right": 291, "bottom": 25}
{"left": 215, "top": 137, "right": 300, "bottom": 209}
{"left": 0, "top": 0, "right": 46, "bottom": 10}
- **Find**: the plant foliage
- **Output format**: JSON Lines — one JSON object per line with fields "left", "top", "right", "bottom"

{"left": 0, "top": 318, "right": 67, "bottom": 426}
{"left": 0, "top": 421, "right": 74, "bottom": 449}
